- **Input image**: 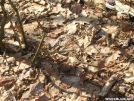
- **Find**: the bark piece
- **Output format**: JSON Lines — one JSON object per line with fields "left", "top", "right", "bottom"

{"left": 99, "top": 74, "right": 118, "bottom": 97}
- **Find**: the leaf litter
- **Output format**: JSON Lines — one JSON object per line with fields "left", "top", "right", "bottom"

{"left": 0, "top": 0, "right": 134, "bottom": 100}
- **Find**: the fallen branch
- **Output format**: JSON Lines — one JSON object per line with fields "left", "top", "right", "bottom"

{"left": 106, "top": 0, "right": 134, "bottom": 16}
{"left": 99, "top": 74, "right": 118, "bottom": 97}
{"left": 0, "top": 0, "right": 7, "bottom": 51}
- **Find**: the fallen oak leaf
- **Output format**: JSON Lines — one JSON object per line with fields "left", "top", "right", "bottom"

{"left": 0, "top": 76, "right": 16, "bottom": 86}
{"left": 29, "top": 80, "right": 43, "bottom": 94}
{"left": 27, "top": 3, "right": 45, "bottom": 13}
{"left": 68, "top": 56, "right": 79, "bottom": 65}
{"left": 47, "top": 28, "right": 64, "bottom": 39}
{"left": 85, "top": 45, "right": 98, "bottom": 55}
{"left": 52, "top": 3, "right": 66, "bottom": 14}
{"left": 105, "top": 51, "right": 121, "bottom": 66}
{"left": 0, "top": 91, "right": 16, "bottom": 101}
{"left": 121, "top": 22, "right": 134, "bottom": 32}
{"left": 64, "top": 21, "right": 77, "bottom": 34}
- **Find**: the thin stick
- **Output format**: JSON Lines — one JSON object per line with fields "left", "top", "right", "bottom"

{"left": 31, "top": 13, "right": 46, "bottom": 64}
{"left": 8, "top": 0, "right": 28, "bottom": 48}
{"left": 0, "top": 0, "right": 7, "bottom": 51}
{"left": 99, "top": 74, "right": 118, "bottom": 97}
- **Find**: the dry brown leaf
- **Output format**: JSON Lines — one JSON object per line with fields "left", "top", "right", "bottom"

{"left": 4, "top": 22, "right": 11, "bottom": 28}
{"left": 68, "top": 56, "right": 79, "bottom": 64}
{"left": 64, "top": 21, "right": 77, "bottom": 34}
{"left": 77, "top": 37, "right": 84, "bottom": 47}
{"left": 117, "top": 12, "right": 129, "bottom": 20}
{"left": 5, "top": 29, "right": 14, "bottom": 38}
{"left": 128, "top": 63, "right": 134, "bottom": 75}
{"left": 23, "top": 21, "right": 38, "bottom": 35}
{"left": 34, "top": 0, "right": 46, "bottom": 5}
{"left": 49, "top": 86, "right": 60, "bottom": 98}
{"left": 39, "top": 73, "right": 47, "bottom": 84}
{"left": 18, "top": 68, "right": 34, "bottom": 80}
{"left": 85, "top": 45, "right": 98, "bottom": 55}
{"left": 34, "top": 93, "right": 49, "bottom": 101}
{"left": 14, "top": 60, "right": 31, "bottom": 72}
{"left": 0, "top": 91, "right": 16, "bottom": 101}
{"left": 21, "top": 81, "right": 45, "bottom": 101}
{"left": 22, "top": 52, "right": 34, "bottom": 60}
{"left": 54, "top": 53, "right": 68, "bottom": 62}
{"left": 94, "top": 0, "right": 105, "bottom": 10}
{"left": 124, "top": 72, "right": 134, "bottom": 83}
{"left": 75, "top": 16, "right": 92, "bottom": 25}
{"left": 102, "top": 25, "right": 119, "bottom": 39}
{"left": 2, "top": 0, "right": 133, "bottom": 100}
{"left": 121, "top": 22, "right": 134, "bottom": 32}
{"left": 80, "top": 10, "right": 88, "bottom": 17}
{"left": 20, "top": 91, "right": 31, "bottom": 100}
{"left": 46, "top": 37, "right": 60, "bottom": 48}
{"left": 27, "top": 3, "right": 45, "bottom": 13}
{"left": 0, "top": 4, "right": 12, "bottom": 12}
{"left": 87, "top": 65, "right": 98, "bottom": 73}
{"left": 65, "top": 8, "right": 72, "bottom": 19}
{"left": 47, "top": 28, "right": 64, "bottom": 39}
{"left": 51, "top": 14, "right": 65, "bottom": 27}
{"left": 76, "top": 96, "right": 88, "bottom": 101}
{"left": 5, "top": 40, "right": 20, "bottom": 52}
{"left": 52, "top": 3, "right": 66, "bottom": 14}
{"left": 62, "top": 76, "right": 80, "bottom": 85}
{"left": 100, "top": 47, "right": 111, "bottom": 54}
{"left": 75, "top": 67, "right": 85, "bottom": 77}
{"left": 70, "top": 76, "right": 81, "bottom": 83}
{"left": 105, "top": 51, "right": 121, "bottom": 66}
{"left": 0, "top": 76, "right": 15, "bottom": 87}
{"left": 29, "top": 80, "right": 43, "bottom": 94}
{"left": 83, "top": 35, "right": 90, "bottom": 48}
{"left": 59, "top": 62, "right": 72, "bottom": 72}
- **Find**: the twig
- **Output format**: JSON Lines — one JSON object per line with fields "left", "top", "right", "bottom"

{"left": 31, "top": 13, "right": 46, "bottom": 65}
{"left": 99, "top": 74, "right": 118, "bottom": 97}
{"left": 2, "top": 48, "right": 6, "bottom": 62}
{"left": 8, "top": 0, "right": 28, "bottom": 48}
{"left": 90, "top": 27, "right": 97, "bottom": 44}
{"left": 7, "top": 12, "right": 22, "bottom": 52}
{"left": 0, "top": 0, "right": 7, "bottom": 51}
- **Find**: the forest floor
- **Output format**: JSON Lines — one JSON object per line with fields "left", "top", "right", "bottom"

{"left": 0, "top": 0, "right": 134, "bottom": 101}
